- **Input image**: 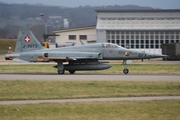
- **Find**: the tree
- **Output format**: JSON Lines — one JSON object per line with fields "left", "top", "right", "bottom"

{"left": 0, "top": 28, "right": 9, "bottom": 38}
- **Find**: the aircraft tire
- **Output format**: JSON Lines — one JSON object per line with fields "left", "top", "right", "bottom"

{"left": 69, "top": 70, "right": 75, "bottom": 74}
{"left": 123, "top": 69, "right": 129, "bottom": 74}
{"left": 58, "top": 69, "right": 65, "bottom": 74}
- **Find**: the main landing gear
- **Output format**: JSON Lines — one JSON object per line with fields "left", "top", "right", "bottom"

{"left": 69, "top": 70, "right": 75, "bottom": 74}
{"left": 123, "top": 60, "right": 129, "bottom": 74}
{"left": 58, "top": 69, "right": 75, "bottom": 74}
{"left": 57, "top": 61, "right": 65, "bottom": 74}
{"left": 58, "top": 69, "right": 65, "bottom": 74}
{"left": 57, "top": 61, "right": 76, "bottom": 74}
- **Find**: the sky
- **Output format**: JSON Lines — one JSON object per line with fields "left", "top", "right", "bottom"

{"left": 1, "top": 0, "right": 180, "bottom": 9}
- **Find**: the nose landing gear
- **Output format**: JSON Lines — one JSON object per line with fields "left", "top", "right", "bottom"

{"left": 123, "top": 60, "right": 129, "bottom": 74}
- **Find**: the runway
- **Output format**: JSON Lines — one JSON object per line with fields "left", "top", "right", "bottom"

{"left": 0, "top": 73, "right": 180, "bottom": 81}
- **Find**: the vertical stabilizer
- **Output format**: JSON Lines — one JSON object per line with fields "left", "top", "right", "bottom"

{"left": 15, "top": 28, "right": 44, "bottom": 52}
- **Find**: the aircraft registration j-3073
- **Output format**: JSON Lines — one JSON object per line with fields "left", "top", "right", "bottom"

{"left": 5, "top": 28, "right": 166, "bottom": 74}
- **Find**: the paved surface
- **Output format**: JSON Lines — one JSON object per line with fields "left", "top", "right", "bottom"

{"left": 0, "top": 73, "right": 180, "bottom": 81}
{"left": 1, "top": 96, "right": 180, "bottom": 105}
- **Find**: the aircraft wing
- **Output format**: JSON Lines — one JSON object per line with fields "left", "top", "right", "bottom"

{"left": 44, "top": 52, "right": 103, "bottom": 61}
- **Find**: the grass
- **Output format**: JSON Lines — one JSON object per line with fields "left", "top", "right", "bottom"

{"left": 0, "top": 64, "right": 180, "bottom": 74}
{"left": 0, "top": 64, "right": 179, "bottom": 120}
{"left": 0, "top": 39, "right": 16, "bottom": 54}
{"left": 0, "top": 100, "right": 180, "bottom": 120}
{"left": 0, "top": 80, "right": 180, "bottom": 100}
{"left": 0, "top": 64, "right": 55, "bottom": 73}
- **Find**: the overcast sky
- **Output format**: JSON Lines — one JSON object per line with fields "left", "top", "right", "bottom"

{"left": 1, "top": 0, "right": 180, "bottom": 9}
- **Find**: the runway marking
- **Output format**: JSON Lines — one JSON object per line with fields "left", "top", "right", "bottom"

{"left": 0, "top": 96, "right": 180, "bottom": 105}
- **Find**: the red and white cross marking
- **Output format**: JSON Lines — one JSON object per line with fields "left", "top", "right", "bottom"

{"left": 24, "top": 35, "right": 31, "bottom": 43}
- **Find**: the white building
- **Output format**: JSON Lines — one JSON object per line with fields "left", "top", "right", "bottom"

{"left": 63, "top": 19, "right": 69, "bottom": 28}
{"left": 53, "top": 26, "right": 96, "bottom": 45}
{"left": 54, "top": 9, "right": 180, "bottom": 54}
{"left": 96, "top": 9, "right": 180, "bottom": 54}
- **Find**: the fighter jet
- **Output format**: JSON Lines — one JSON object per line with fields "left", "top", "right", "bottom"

{"left": 5, "top": 28, "right": 166, "bottom": 74}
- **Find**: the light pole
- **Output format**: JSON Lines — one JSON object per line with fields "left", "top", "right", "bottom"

{"left": 39, "top": 13, "right": 47, "bottom": 41}
{"left": 39, "top": 13, "right": 47, "bottom": 33}
{"left": 39, "top": 13, "right": 59, "bottom": 43}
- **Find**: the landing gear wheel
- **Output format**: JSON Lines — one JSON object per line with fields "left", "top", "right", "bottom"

{"left": 58, "top": 69, "right": 65, "bottom": 74}
{"left": 123, "top": 68, "right": 129, "bottom": 74}
{"left": 69, "top": 70, "right": 75, "bottom": 74}
{"left": 122, "top": 60, "right": 129, "bottom": 74}
{"left": 57, "top": 61, "right": 64, "bottom": 74}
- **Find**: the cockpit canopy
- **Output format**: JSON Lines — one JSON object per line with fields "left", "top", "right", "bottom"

{"left": 102, "top": 43, "right": 123, "bottom": 48}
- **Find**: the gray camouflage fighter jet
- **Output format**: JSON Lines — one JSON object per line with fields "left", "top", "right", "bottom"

{"left": 5, "top": 29, "right": 166, "bottom": 74}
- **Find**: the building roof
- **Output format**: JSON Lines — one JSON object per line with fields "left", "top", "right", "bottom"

{"left": 95, "top": 9, "right": 180, "bottom": 13}
{"left": 53, "top": 25, "right": 96, "bottom": 33}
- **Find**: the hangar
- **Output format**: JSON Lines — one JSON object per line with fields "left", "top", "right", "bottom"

{"left": 54, "top": 9, "right": 180, "bottom": 54}
{"left": 96, "top": 9, "right": 180, "bottom": 54}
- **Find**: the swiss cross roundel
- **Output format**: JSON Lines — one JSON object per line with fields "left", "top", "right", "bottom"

{"left": 24, "top": 35, "right": 31, "bottom": 43}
